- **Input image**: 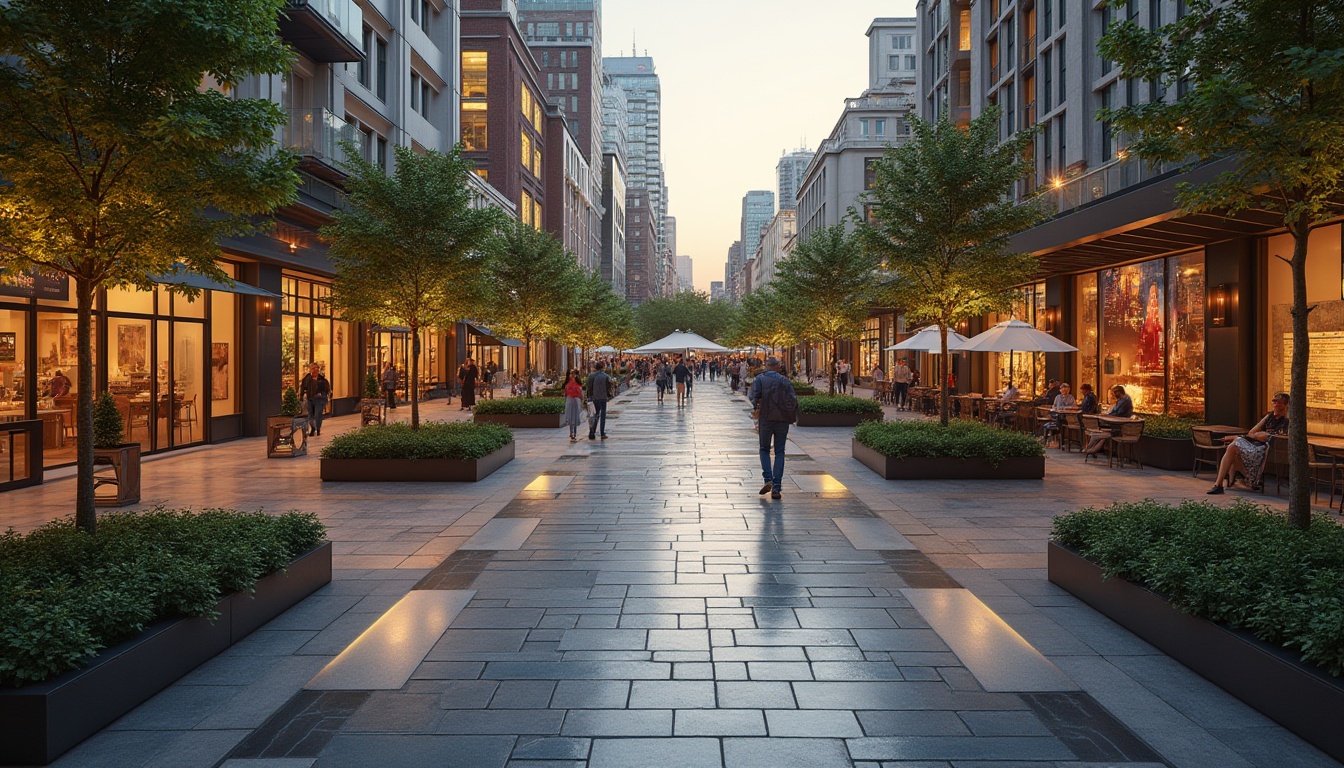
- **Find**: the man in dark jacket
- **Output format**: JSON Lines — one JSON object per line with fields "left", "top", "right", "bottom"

{"left": 586, "top": 361, "right": 613, "bottom": 440}
{"left": 748, "top": 357, "right": 794, "bottom": 500}
{"left": 299, "top": 363, "right": 331, "bottom": 436}
{"left": 673, "top": 358, "right": 691, "bottom": 408}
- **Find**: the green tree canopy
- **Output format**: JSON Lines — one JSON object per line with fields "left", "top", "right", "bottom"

{"left": 323, "top": 144, "right": 501, "bottom": 428}
{"left": 0, "top": 0, "right": 299, "bottom": 530}
{"left": 773, "top": 225, "right": 883, "bottom": 395}
{"left": 633, "top": 291, "right": 737, "bottom": 345}
{"left": 729, "top": 286, "right": 802, "bottom": 351}
{"left": 560, "top": 271, "right": 636, "bottom": 364}
{"left": 1099, "top": 0, "right": 1344, "bottom": 528}
{"left": 856, "top": 106, "right": 1044, "bottom": 423}
{"left": 481, "top": 221, "right": 584, "bottom": 396}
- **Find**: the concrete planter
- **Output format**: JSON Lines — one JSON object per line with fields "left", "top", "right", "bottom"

{"left": 1137, "top": 434, "right": 1195, "bottom": 472}
{"left": 0, "top": 542, "right": 332, "bottom": 766}
{"left": 92, "top": 443, "right": 140, "bottom": 507}
{"left": 473, "top": 412, "right": 564, "bottom": 429}
{"left": 320, "top": 441, "right": 515, "bottom": 482}
{"left": 795, "top": 412, "right": 882, "bottom": 427}
{"left": 852, "top": 439, "right": 1045, "bottom": 480}
{"left": 1048, "top": 542, "right": 1344, "bottom": 764}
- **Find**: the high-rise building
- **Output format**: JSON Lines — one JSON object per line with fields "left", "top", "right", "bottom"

{"left": 677, "top": 255, "right": 694, "bottom": 293}
{"left": 751, "top": 210, "right": 796, "bottom": 292}
{"left": 604, "top": 56, "right": 668, "bottom": 300}
{"left": 624, "top": 188, "right": 657, "bottom": 304}
{"left": 740, "top": 190, "right": 775, "bottom": 269}
{"left": 517, "top": 0, "right": 605, "bottom": 168}
{"left": 599, "top": 77, "right": 628, "bottom": 297}
{"left": 724, "top": 239, "right": 744, "bottom": 302}
{"left": 777, "top": 150, "right": 813, "bottom": 212}
{"left": 710, "top": 281, "right": 725, "bottom": 302}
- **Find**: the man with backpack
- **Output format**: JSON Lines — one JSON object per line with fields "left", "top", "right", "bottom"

{"left": 748, "top": 356, "right": 798, "bottom": 500}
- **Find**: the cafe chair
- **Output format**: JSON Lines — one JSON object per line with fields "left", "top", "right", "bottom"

{"left": 1268, "top": 436, "right": 1291, "bottom": 495}
{"left": 173, "top": 394, "right": 198, "bottom": 443}
{"left": 1061, "top": 412, "right": 1085, "bottom": 453}
{"left": 1034, "top": 406, "right": 1057, "bottom": 447}
{"left": 1080, "top": 415, "right": 1110, "bottom": 465}
{"left": 1108, "top": 420, "right": 1145, "bottom": 469}
{"left": 1191, "top": 429, "right": 1227, "bottom": 478}
{"left": 1308, "top": 445, "right": 1341, "bottom": 510}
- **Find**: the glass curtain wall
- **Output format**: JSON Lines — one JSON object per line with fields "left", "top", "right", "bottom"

{"left": 281, "top": 274, "right": 352, "bottom": 401}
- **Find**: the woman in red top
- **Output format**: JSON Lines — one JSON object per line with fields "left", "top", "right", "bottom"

{"left": 563, "top": 369, "right": 585, "bottom": 442}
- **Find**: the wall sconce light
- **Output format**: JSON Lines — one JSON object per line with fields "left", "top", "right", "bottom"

{"left": 1043, "top": 305, "right": 1059, "bottom": 334}
{"left": 259, "top": 298, "right": 274, "bottom": 326}
{"left": 1209, "top": 283, "right": 1237, "bottom": 328}
{"left": 289, "top": 241, "right": 298, "bottom": 253}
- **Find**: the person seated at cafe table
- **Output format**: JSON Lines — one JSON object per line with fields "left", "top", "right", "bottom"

{"left": 994, "top": 381, "right": 1021, "bottom": 425}
{"left": 1033, "top": 379, "right": 1060, "bottom": 406}
{"left": 1208, "top": 393, "right": 1290, "bottom": 494}
{"left": 1082, "top": 385, "right": 1135, "bottom": 455}
{"left": 1078, "top": 383, "right": 1098, "bottom": 414}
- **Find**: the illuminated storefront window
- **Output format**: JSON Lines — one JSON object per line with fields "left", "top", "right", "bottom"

{"left": 281, "top": 274, "right": 352, "bottom": 400}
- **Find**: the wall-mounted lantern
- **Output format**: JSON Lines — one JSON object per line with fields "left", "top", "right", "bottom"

{"left": 1210, "top": 283, "right": 1237, "bottom": 328}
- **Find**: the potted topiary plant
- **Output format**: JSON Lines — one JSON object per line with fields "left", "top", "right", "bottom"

{"left": 92, "top": 391, "right": 141, "bottom": 506}
{"left": 360, "top": 370, "right": 385, "bottom": 427}
{"left": 266, "top": 386, "right": 308, "bottom": 458}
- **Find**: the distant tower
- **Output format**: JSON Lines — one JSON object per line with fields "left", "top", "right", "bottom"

{"left": 776, "top": 150, "right": 814, "bottom": 212}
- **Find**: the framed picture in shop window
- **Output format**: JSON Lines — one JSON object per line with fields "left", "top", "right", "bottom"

{"left": 0, "top": 332, "right": 15, "bottom": 362}
{"left": 59, "top": 320, "right": 78, "bottom": 366}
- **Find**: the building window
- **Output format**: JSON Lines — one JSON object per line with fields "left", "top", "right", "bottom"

{"left": 410, "top": 73, "right": 421, "bottom": 112}
{"left": 892, "top": 34, "right": 912, "bottom": 49}
{"left": 419, "top": 1, "right": 431, "bottom": 33}
{"left": 420, "top": 80, "right": 431, "bottom": 118}
{"left": 521, "top": 131, "right": 532, "bottom": 174}
{"left": 375, "top": 38, "right": 388, "bottom": 101}
{"left": 864, "top": 157, "right": 880, "bottom": 190}
{"left": 462, "top": 103, "right": 487, "bottom": 151}
{"left": 888, "top": 54, "right": 901, "bottom": 70}
{"left": 542, "top": 51, "right": 550, "bottom": 67}
{"left": 1058, "top": 0, "right": 1066, "bottom": 28}
{"left": 874, "top": 119, "right": 886, "bottom": 136}
{"left": 959, "top": 9, "right": 971, "bottom": 50}
{"left": 462, "top": 51, "right": 488, "bottom": 99}
{"left": 358, "top": 26, "right": 371, "bottom": 87}
{"left": 905, "top": 54, "right": 917, "bottom": 69}
{"left": 376, "top": 136, "right": 387, "bottom": 169}
{"left": 1042, "top": 49, "right": 1053, "bottom": 111}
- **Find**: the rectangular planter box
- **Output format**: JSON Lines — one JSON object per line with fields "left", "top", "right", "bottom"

{"left": 1137, "top": 434, "right": 1195, "bottom": 471}
{"left": 320, "top": 440, "right": 515, "bottom": 482}
{"left": 1048, "top": 542, "right": 1344, "bottom": 764}
{"left": 852, "top": 439, "right": 1045, "bottom": 480}
{"left": 473, "top": 412, "right": 564, "bottom": 429}
{"left": 795, "top": 412, "right": 882, "bottom": 427}
{"left": 0, "top": 542, "right": 332, "bottom": 766}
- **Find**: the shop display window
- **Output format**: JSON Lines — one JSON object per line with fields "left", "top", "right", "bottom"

{"left": 210, "top": 274, "right": 241, "bottom": 416}
{"left": 1075, "top": 273, "right": 1099, "bottom": 394}
{"left": 0, "top": 309, "right": 26, "bottom": 410}
{"left": 1167, "top": 253, "right": 1206, "bottom": 417}
{"left": 1099, "top": 259, "right": 1167, "bottom": 412}
{"left": 282, "top": 274, "right": 352, "bottom": 400}
{"left": 37, "top": 312, "right": 95, "bottom": 464}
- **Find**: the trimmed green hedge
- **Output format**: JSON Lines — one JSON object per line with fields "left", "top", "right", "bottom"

{"left": 798, "top": 395, "right": 883, "bottom": 415}
{"left": 854, "top": 420, "right": 1044, "bottom": 465}
{"left": 1052, "top": 499, "right": 1344, "bottom": 676}
{"left": 0, "top": 508, "right": 325, "bottom": 687}
{"left": 473, "top": 397, "right": 566, "bottom": 415}
{"left": 791, "top": 382, "right": 818, "bottom": 396}
{"left": 1136, "top": 412, "right": 1203, "bottom": 440}
{"left": 321, "top": 422, "right": 513, "bottom": 461}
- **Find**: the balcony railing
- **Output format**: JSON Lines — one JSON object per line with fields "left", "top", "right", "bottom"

{"left": 279, "top": 0, "right": 364, "bottom": 62}
{"left": 1021, "top": 35, "right": 1036, "bottom": 67}
{"left": 286, "top": 109, "right": 357, "bottom": 175}
{"left": 1026, "top": 153, "right": 1182, "bottom": 216}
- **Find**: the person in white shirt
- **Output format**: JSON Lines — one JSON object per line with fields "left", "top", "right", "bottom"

{"left": 892, "top": 358, "right": 912, "bottom": 411}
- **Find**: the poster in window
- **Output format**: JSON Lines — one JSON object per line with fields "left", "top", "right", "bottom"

{"left": 117, "top": 324, "right": 147, "bottom": 373}
{"left": 0, "top": 332, "right": 14, "bottom": 362}
{"left": 59, "top": 320, "right": 78, "bottom": 366}
{"left": 211, "top": 342, "right": 229, "bottom": 401}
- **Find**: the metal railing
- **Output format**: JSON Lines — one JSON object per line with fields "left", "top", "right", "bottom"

{"left": 285, "top": 109, "right": 357, "bottom": 169}
{"left": 1026, "top": 153, "right": 1181, "bottom": 216}
{"left": 287, "top": 0, "right": 362, "bottom": 49}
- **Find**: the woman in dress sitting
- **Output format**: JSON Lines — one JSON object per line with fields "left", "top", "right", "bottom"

{"left": 1208, "top": 393, "right": 1290, "bottom": 494}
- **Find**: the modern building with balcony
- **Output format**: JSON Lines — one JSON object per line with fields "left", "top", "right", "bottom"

{"left": 911, "top": 0, "right": 1344, "bottom": 435}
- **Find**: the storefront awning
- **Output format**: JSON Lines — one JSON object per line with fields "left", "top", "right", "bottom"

{"left": 150, "top": 264, "right": 281, "bottom": 298}
{"left": 467, "top": 324, "right": 525, "bottom": 347}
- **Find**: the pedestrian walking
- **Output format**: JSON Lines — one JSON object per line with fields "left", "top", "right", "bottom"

{"left": 299, "top": 363, "right": 330, "bottom": 436}
{"left": 673, "top": 357, "right": 691, "bottom": 407}
{"left": 381, "top": 361, "right": 398, "bottom": 409}
{"left": 562, "top": 369, "right": 584, "bottom": 442}
{"left": 656, "top": 359, "right": 671, "bottom": 403}
{"left": 893, "top": 357, "right": 912, "bottom": 411}
{"left": 837, "top": 359, "right": 851, "bottom": 394}
{"left": 458, "top": 358, "right": 478, "bottom": 411}
{"left": 586, "top": 361, "right": 613, "bottom": 440}
{"left": 749, "top": 357, "right": 799, "bottom": 500}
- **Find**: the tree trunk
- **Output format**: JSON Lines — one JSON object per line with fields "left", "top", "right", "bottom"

{"left": 828, "top": 339, "right": 838, "bottom": 396}
{"left": 1287, "top": 225, "right": 1312, "bottom": 529}
{"left": 938, "top": 326, "right": 950, "bottom": 426}
{"left": 410, "top": 326, "right": 421, "bottom": 429}
{"left": 74, "top": 277, "right": 97, "bottom": 533}
{"left": 524, "top": 335, "right": 533, "bottom": 397}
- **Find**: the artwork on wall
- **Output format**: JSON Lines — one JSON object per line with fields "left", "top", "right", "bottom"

{"left": 0, "top": 332, "right": 15, "bottom": 363}
{"left": 59, "top": 320, "right": 78, "bottom": 366}
{"left": 117, "top": 324, "right": 147, "bottom": 373}
{"left": 211, "top": 342, "right": 229, "bottom": 401}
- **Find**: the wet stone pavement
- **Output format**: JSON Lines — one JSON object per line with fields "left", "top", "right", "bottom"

{"left": 38, "top": 381, "right": 1339, "bottom": 768}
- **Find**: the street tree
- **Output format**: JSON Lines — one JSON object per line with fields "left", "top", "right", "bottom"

{"left": 562, "top": 270, "right": 636, "bottom": 367}
{"left": 324, "top": 145, "right": 500, "bottom": 429}
{"left": 731, "top": 286, "right": 804, "bottom": 362}
{"left": 633, "top": 291, "right": 737, "bottom": 345}
{"left": 0, "top": 0, "right": 299, "bottom": 532}
{"left": 773, "top": 225, "right": 882, "bottom": 395}
{"left": 856, "top": 106, "right": 1044, "bottom": 424}
{"left": 482, "top": 221, "right": 584, "bottom": 396}
{"left": 1099, "top": 0, "right": 1344, "bottom": 529}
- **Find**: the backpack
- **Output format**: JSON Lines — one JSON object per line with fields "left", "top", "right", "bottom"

{"left": 760, "top": 375, "right": 799, "bottom": 424}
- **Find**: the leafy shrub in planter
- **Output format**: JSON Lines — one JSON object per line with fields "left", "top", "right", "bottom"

{"left": 791, "top": 381, "right": 818, "bottom": 396}
{"left": 1137, "top": 412, "right": 1203, "bottom": 439}
{"left": 1052, "top": 499, "right": 1344, "bottom": 676}
{"left": 0, "top": 508, "right": 325, "bottom": 687}
{"left": 854, "top": 420, "right": 1044, "bottom": 465}
{"left": 798, "top": 395, "right": 883, "bottom": 414}
{"left": 92, "top": 392, "right": 124, "bottom": 449}
{"left": 320, "top": 421, "right": 513, "bottom": 461}
{"left": 473, "top": 397, "right": 566, "bottom": 415}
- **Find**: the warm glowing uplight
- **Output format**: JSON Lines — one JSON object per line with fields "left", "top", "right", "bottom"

{"left": 1116, "top": 149, "right": 1129, "bottom": 160}
{"left": 1052, "top": 177, "right": 1064, "bottom": 189}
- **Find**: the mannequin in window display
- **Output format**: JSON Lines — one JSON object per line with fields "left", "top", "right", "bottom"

{"left": 1138, "top": 283, "right": 1163, "bottom": 371}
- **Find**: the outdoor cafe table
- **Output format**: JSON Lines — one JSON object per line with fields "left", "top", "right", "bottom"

{"left": 1194, "top": 424, "right": 1247, "bottom": 441}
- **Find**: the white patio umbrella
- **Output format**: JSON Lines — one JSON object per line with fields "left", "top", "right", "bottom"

{"left": 952, "top": 318, "right": 1078, "bottom": 384}
{"left": 885, "top": 325, "right": 970, "bottom": 353}
{"left": 593, "top": 345, "right": 618, "bottom": 354}
{"left": 630, "top": 329, "right": 730, "bottom": 354}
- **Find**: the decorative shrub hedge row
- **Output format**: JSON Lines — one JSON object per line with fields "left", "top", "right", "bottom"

{"left": 790, "top": 382, "right": 818, "bottom": 396}
{"left": 321, "top": 421, "right": 513, "bottom": 461}
{"left": 1135, "top": 412, "right": 1203, "bottom": 440}
{"left": 797, "top": 395, "right": 883, "bottom": 415}
{"left": 472, "top": 397, "right": 566, "bottom": 415}
{"left": 0, "top": 508, "right": 326, "bottom": 687}
{"left": 1052, "top": 499, "right": 1344, "bottom": 676}
{"left": 853, "top": 420, "right": 1044, "bottom": 466}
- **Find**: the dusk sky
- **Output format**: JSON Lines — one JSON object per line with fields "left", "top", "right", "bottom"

{"left": 602, "top": 0, "right": 919, "bottom": 292}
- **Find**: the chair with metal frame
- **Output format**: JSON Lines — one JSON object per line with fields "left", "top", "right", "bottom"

{"left": 1080, "top": 414, "right": 1110, "bottom": 464}
{"left": 1108, "top": 420, "right": 1145, "bottom": 469}
{"left": 1191, "top": 428, "right": 1227, "bottom": 478}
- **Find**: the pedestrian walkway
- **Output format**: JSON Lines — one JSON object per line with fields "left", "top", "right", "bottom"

{"left": 37, "top": 382, "right": 1339, "bottom": 767}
